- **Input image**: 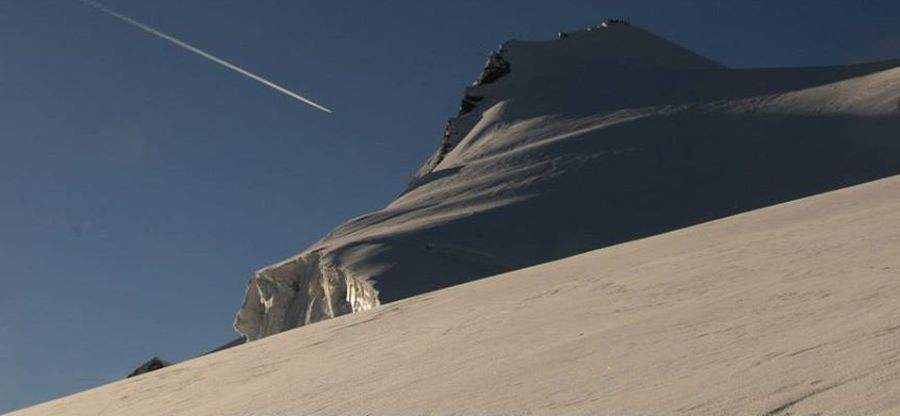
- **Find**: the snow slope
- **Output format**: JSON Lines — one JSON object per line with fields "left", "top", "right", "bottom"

{"left": 12, "top": 175, "right": 900, "bottom": 415}
{"left": 235, "top": 22, "right": 900, "bottom": 340}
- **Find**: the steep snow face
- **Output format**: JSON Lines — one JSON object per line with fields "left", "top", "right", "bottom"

{"left": 235, "top": 23, "right": 900, "bottom": 341}
{"left": 414, "top": 23, "right": 723, "bottom": 179}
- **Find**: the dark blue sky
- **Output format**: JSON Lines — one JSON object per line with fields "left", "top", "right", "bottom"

{"left": 1, "top": 0, "right": 898, "bottom": 412}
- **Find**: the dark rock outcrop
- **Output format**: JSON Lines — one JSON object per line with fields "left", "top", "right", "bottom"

{"left": 127, "top": 357, "right": 171, "bottom": 378}
{"left": 474, "top": 51, "right": 511, "bottom": 86}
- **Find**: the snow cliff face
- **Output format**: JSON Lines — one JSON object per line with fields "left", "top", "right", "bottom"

{"left": 234, "top": 251, "right": 379, "bottom": 341}
{"left": 235, "top": 21, "right": 900, "bottom": 341}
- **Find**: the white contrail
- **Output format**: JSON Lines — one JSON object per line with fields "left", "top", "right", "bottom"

{"left": 79, "top": 0, "right": 332, "bottom": 113}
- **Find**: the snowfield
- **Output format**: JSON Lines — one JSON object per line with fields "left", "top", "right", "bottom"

{"left": 235, "top": 22, "right": 900, "bottom": 341}
{"left": 12, "top": 175, "right": 900, "bottom": 415}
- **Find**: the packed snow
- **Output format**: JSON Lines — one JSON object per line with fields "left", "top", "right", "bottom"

{"left": 235, "top": 22, "right": 900, "bottom": 340}
{"left": 12, "top": 175, "right": 900, "bottom": 415}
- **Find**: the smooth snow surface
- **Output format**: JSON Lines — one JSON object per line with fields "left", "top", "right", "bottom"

{"left": 235, "top": 23, "right": 900, "bottom": 340}
{"left": 12, "top": 175, "right": 900, "bottom": 415}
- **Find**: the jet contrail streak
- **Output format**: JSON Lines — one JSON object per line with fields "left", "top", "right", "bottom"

{"left": 79, "top": 0, "right": 332, "bottom": 113}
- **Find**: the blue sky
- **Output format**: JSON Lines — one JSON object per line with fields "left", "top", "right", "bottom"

{"left": 1, "top": 0, "right": 898, "bottom": 412}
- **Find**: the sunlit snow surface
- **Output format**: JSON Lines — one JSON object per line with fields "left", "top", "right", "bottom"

{"left": 14, "top": 175, "right": 900, "bottom": 415}
{"left": 235, "top": 23, "right": 900, "bottom": 340}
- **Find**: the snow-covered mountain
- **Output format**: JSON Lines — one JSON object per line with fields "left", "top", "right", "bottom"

{"left": 235, "top": 21, "right": 900, "bottom": 341}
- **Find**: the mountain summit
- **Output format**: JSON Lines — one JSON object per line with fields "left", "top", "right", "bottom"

{"left": 235, "top": 22, "right": 900, "bottom": 341}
